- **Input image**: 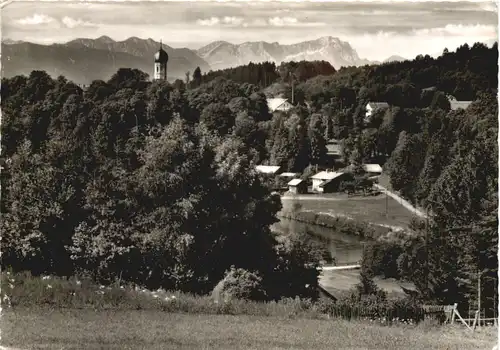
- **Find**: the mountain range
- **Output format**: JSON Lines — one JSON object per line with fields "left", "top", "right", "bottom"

{"left": 196, "top": 36, "right": 376, "bottom": 71}
{"left": 1, "top": 35, "right": 415, "bottom": 84}
{"left": 1, "top": 36, "right": 210, "bottom": 84}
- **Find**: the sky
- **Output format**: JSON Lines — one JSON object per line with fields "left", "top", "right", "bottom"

{"left": 2, "top": 0, "right": 498, "bottom": 61}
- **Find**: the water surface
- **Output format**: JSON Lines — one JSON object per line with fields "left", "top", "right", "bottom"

{"left": 271, "top": 217, "right": 366, "bottom": 265}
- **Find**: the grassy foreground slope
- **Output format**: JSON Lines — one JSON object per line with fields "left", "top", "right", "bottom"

{"left": 2, "top": 308, "right": 497, "bottom": 350}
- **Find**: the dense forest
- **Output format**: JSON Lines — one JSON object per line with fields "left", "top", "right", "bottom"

{"left": 1, "top": 42, "right": 497, "bottom": 310}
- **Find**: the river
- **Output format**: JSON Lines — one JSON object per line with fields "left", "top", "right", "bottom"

{"left": 271, "top": 217, "right": 366, "bottom": 265}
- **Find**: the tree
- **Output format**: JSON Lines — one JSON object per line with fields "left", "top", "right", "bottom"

{"left": 307, "top": 114, "right": 327, "bottom": 166}
{"left": 429, "top": 91, "right": 451, "bottom": 111}
{"left": 385, "top": 132, "right": 426, "bottom": 202}
{"left": 107, "top": 68, "right": 149, "bottom": 91}
{"left": 2, "top": 141, "right": 77, "bottom": 275}
{"left": 200, "top": 102, "right": 235, "bottom": 136}
{"left": 415, "top": 135, "right": 449, "bottom": 203}
{"left": 192, "top": 66, "right": 202, "bottom": 87}
{"left": 286, "top": 114, "right": 310, "bottom": 172}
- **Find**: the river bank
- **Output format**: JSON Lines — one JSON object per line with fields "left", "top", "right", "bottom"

{"left": 280, "top": 192, "right": 416, "bottom": 230}
{"left": 274, "top": 193, "right": 418, "bottom": 296}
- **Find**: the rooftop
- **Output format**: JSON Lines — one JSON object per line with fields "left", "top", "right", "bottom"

{"left": 363, "top": 164, "right": 383, "bottom": 173}
{"left": 326, "top": 143, "right": 341, "bottom": 155}
{"left": 267, "top": 98, "right": 291, "bottom": 112}
{"left": 279, "top": 172, "right": 299, "bottom": 178}
{"left": 311, "top": 171, "right": 344, "bottom": 180}
{"left": 288, "top": 179, "right": 304, "bottom": 186}
{"left": 450, "top": 101, "right": 473, "bottom": 111}
{"left": 255, "top": 165, "right": 281, "bottom": 174}
{"left": 366, "top": 102, "right": 389, "bottom": 109}
{"left": 154, "top": 41, "right": 169, "bottom": 63}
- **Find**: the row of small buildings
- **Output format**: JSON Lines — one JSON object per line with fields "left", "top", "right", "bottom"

{"left": 255, "top": 164, "right": 383, "bottom": 195}
{"left": 267, "top": 94, "right": 473, "bottom": 116}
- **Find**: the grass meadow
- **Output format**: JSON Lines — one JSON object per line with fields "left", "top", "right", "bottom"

{"left": 1, "top": 272, "right": 497, "bottom": 350}
{"left": 280, "top": 193, "right": 418, "bottom": 229}
{"left": 2, "top": 308, "right": 497, "bottom": 350}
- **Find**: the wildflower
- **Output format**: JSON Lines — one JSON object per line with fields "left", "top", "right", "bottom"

{"left": 171, "top": 295, "right": 176, "bottom": 299}
{"left": 120, "top": 286, "right": 124, "bottom": 289}
{"left": 47, "top": 284, "right": 53, "bottom": 289}
{"left": 76, "top": 280, "right": 81, "bottom": 285}
{"left": 8, "top": 284, "right": 14, "bottom": 289}
{"left": 42, "top": 276, "right": 51, "bottom": 280}
{"left": 99, "top": 285, "right": 105, "bottom": 289}
{"left": 152, "top": 294, "right": 158, "bottom": 298}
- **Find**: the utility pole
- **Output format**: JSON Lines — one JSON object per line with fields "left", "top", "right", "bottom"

{"left": 385, "top": 191, "right": 388, "bottom": 217}
{"left": 290, "top": 72, "right": 295, "bottom": 105}
{"left": 477, "top": 270, "right": 481, "bottom": 326}
{"left": 425, "top": 204, "right": 430, "bottom": 298}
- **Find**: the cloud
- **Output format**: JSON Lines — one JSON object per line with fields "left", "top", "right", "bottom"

{"left": 268, "top": 17, "right": 298, "bottom": 26}
{"left": 16, "top": 14, "right": 55, "bottom": 25}
{"left": 346, "top": 24, "right": 496, "bottom": 61}
{"left": 413, "top": 24, "right": 496, "bottom": 38}
{"left": 222, "top": 16, "right": 244, "bottom": 26}
{"left": 268, "top": 17, "right": 327, "bottom": 27}
{"left": 197, "top": 17, "right": 220, "bottom": 26}
{"left": 61, "top": 16, "right": 96, "bottom": 29}
{"left": 196, "top": 16, "right": 325, "bottom": 28}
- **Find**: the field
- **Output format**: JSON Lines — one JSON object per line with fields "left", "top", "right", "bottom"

{"left": 2, "top": 308, "right": 497, "bottom": 350}
{"left": 319, "top": 270, "right": 415, "bottom": 297}
{"left": 281, "top": 193, "right": 418, "bottom": 229}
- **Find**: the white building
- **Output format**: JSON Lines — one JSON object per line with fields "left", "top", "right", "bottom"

{"left": 310, "top": 171, "right": 344, "bottom": 192}
{"left": 365, "top": 102, "right": 389, "bottom": 123}
{"left": 267, "top": 98, "right": 294, "bottom": 113}
{"left": 363, "top": 164, "right": 383, "bottom": 176}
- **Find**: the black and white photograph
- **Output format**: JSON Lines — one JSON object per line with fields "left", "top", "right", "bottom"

{"left": 0, "top": 0, "right": 498, "bottom": 348}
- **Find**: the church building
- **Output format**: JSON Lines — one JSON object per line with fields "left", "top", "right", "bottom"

{"left": 154, "top": 40, "right": 169, "bottom": 81}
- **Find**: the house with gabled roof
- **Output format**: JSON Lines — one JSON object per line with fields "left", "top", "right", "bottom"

{"left": 310, "top": 170, "right": 354, "bottom": 193}
{"left": 287, "top": 178, "right": 307, "bottom": 194}
{"left": 365, "top": 102, "right": 389, "bottom": 123}
{"left": 255, "top": 165, "right": 282, "bottom": 175}
{"left": 267, "top": 98, "right": 294, "bottom": 113}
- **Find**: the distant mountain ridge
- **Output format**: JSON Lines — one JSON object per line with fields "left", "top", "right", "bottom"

{"left": 196, "top": 36, "right": 375, "bottom": 71}
{"left": 3, "top": 35, "right": 489, "bottom": 84}
{"left": 383, "top": 55, "right": 407, "bottom": 63}
{"left": 2, "top": 36, "right": 210, "bottom": 84}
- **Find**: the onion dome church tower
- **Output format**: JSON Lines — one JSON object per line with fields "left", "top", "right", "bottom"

{"left": 153, "top": 40, "right": 168, "bottom": 81}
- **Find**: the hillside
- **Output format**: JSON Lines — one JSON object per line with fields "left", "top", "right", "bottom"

{"left": 197, "top": 36, "right": 373, "bottom": 71}
{"left": 1, "top": 37, "right": 210, "bottom": 83}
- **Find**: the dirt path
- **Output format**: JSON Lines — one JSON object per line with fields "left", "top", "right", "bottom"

{"left": 373, "top": 184, "right": 428, "bottom": 219}
{"left": 281, "top": 193, "right": 385, "bottom": 201}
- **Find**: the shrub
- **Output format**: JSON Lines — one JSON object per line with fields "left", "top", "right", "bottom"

{"left": 211, "top": 267, "right": 267, "bottom": 303}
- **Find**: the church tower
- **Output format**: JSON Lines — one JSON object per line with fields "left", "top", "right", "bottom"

{"left": 153, "top": 40, "right": 168, "bottom": 81}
